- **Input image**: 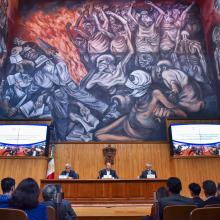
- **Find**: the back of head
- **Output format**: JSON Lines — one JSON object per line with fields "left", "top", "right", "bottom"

{"left": 42, "top": 184, "right": 57, "bottom": 201}
{"left": 167, "top": 177, "right": 182, "bottom": 194}
{"left": 1, "top": 177, "right": 15, "bottom": 194}
{"left": 156, "top": 187, "right": 169, "bottom": 199}
{"left": 9, "top": 178, "right": 40, "bottom": 210}
{"left": 189, "top": 183, "right": 201, "bottom": 196}
{"left": 203, "top": 180, "right": 217, "bottom": 197}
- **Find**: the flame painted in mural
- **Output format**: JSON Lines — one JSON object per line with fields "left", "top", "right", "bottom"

{"left": 0, "top": 0, "right": 219, "bottom": 142}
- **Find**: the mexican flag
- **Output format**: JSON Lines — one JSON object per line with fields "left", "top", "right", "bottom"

{"left": 46, "top": 144, "right": 55, "bottom": 179}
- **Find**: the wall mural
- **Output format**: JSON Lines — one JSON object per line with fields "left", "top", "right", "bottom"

{"left": 0, "top": 0, "right": 8, "bottom": 78}
{"left": 0, "top": 0, "right": 219, "bottom": 142}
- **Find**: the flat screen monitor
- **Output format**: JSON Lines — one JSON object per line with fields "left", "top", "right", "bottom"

{"left": 0, "top": 124, "right": 49, "bottom": 157}
{"left": 170, "top": 124, "right": 220, "bottom": 157}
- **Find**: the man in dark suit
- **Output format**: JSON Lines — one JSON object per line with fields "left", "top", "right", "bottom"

{"left": 188, "top": 182, "right": 203, "bottom": 207}
{"left": 98, "top": 162, "right": 119, "bottom": 179}
{"left": 159, "top": 177, "right": 194, "bottom": 220}
{"left": 201, "top": 180, "right": 220, "bottom": 207}
{"left": 42, "top": 184, "right": 76, "bottom": 220}
{"left": 139, "top": 162, "right": 157, "bottom": 179}
{"left": 60, "top": 164, "right": 79, "bottom": 179}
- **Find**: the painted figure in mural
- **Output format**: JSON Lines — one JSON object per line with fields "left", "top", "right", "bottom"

{"left": 129, "top": 1, "right": 165, "bottom": 63}
{"left": 67, "top": 101, "right": 99, "bottom": 141}
{"left": 176, "top": 30, "right": 209, "bottom": 84}
{"left": 212, "top": 26, "right": 220, "bottom": 80}
{"left": 73, "top": 7, "right": 110, "bottom": 63}
{"left": 160, "top": 1, "right": 195, "bottom": 58}
{"left": 95, "top": 70, "right": 186, "bottom": 141}
{"left": 153, "top": 60, "right": 204, "bottom": 114}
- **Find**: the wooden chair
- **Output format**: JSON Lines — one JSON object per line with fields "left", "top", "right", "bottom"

{"left": 47, "top": 206, "right": 56, "bottom": 220}
{"left": 163, "top": 205, "right": 197, "bottom": 220}
{"left": 0, "top": 208, "right": 28, "bottom": 220}
{"left": 205, "top": 204, "right": 220, "bottom": 207}
{"left": 190, "top": 207, "right": 220, "bottom": 220}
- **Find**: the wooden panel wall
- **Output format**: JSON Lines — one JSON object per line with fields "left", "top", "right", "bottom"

{"left": 0, "top": 157, "right": 48, "bottom": 193}
{"left": 0, "top": 142, "right": 220, "bottom": 197}
{"left": 54, "top": 143, "right": 171, "bottom": 180}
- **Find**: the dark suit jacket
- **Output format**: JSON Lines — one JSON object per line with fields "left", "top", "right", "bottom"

{"left": 201, "top": 196, "right": 220, "bottom": 207}
{"left": 159, "top": 194, "right": 194, "bottom": 220}
{"left": 192, "top": 196, "right": 204, "bottom": 207}
{"left": 139, "top": 169, "right": 157, "bottom": 178}
{"left": 61, "top": 170, "right": 79, "bottom": 179}
{"left": 98, "top": 169, "right": 119, "bottom": 179}
{"left": 42, "top": 199, "right": 76, "bottom": 220}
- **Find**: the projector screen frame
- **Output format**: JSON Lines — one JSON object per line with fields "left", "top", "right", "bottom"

{"left": 0, "top": 119, "right": 52, "bottom": 158}
{"left": 166, "top": 118, "right": 220, "bottom": 158}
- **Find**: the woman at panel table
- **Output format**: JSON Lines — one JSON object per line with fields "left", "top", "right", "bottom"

{"left": 139, "top": 162, "right": 157, "bottom": 179}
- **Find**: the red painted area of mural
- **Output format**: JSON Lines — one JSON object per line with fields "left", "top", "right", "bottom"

{"left": 14, "top": 7, "right": 87, "bottom": 84}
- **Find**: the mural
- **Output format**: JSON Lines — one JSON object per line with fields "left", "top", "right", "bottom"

{"left": 0, "top": 0, "right": 8, "bottom": 77}
{"left": 0, "top": 0, "right": 219, "bottom": 142}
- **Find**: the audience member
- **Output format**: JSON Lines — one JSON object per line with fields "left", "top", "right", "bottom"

{"left": 201, "top": 180, "right": 220, "bottom": 207}
{"left": 188, "top": 182, "right": 203, "bottom": 207}
{"left": 217, "top": 183, "right": 220, "bottom": 198}
{"left": 4, "top": 178, "right": 48, "bottom": 220}
{"left": 158, "top": 177, "right": 194, "bottom": 220}
{"left": 0, "top": 177, "right": 15, "bottom": 207}
{"left": 140, "top": 162, "right": 157, "bottom": 179}
{"left": 60, "top": 163, "right": 79, "bottom": 179}
{"left": 42, "top": 184, "right": 76, "bottom": 220}
{"left": 98, "top": 162, "right": 119, "bottom": 179}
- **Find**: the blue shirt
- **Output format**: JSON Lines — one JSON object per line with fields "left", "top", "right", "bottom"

{"left": 0, "top": 195, "right": 10, "bottom": 208}
{"left": 0, "top": 199, "right": 48, "bottom": 220}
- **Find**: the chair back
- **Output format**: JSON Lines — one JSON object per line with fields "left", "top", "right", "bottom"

{"left": 0, "top": 208, "right": 28, "bottom": 220}
{"left": 47, "top": 206, "right": 56, "bottom": 220}
{"left": 163, "top": 205, "right": 197, "bottom": 220}
{"left": 190, "top": 207, "right": 220, "bottom": 220}
{"left": 205, "top": 204, "right": 220, "bottom": 207}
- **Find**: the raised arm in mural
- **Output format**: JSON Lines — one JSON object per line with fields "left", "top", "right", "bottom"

{"left": 145, "top": 1, "right": 165, "bottom": 25}
{"left": 174, "top": 1, "right": 196, "bottom": 52}
{"left": 73, "top": 9, "right": 91, "bottom": 40}
{"left": 106, "top": 11, "right": 131, "bottom": 40}
{"left": 160, "top": 1, "right": 195, "bottom": 58}
{"left": 92, "top": 10, "right": 114, "bottom": 39}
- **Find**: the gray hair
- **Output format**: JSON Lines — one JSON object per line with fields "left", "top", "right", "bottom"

{"left": 42, "top": 184, "right": 57, "bottom": 201}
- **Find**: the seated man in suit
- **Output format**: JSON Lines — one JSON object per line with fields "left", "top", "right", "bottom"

{"left": 42, "top": 184, "right": 76, "bottom": 220}
{"left": 201, "top": 180, "right": 220, "bottom": 207}
{"left": 188, "top": 182, "right": 203, "bottom": 207}
{"left": 60, "top": 163, "right": 79, "bottom": 179}
{"left": 139, "top": 162, "right": 157, "bottom": 179}
{"left": 98, "top": 162, "right": 119, "bottom": 179}
{"left": 159, "top": 177, "right": 194, "bottom": 220}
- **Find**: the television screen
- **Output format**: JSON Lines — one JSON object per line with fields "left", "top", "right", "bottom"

{"left": 0, "top": 124, "right": 49, "bottom": 157}
{"left": 170, "top": 124, "right": 220, "bottom": 157}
